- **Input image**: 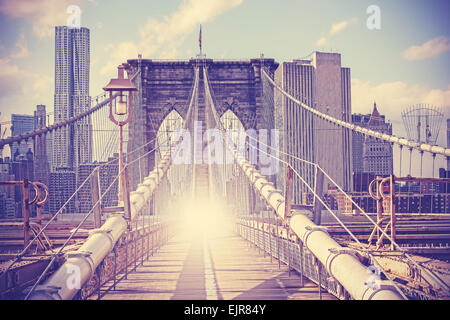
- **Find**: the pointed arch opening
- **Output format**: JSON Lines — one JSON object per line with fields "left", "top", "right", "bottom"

{"left": 156, "top": 109, "right": 183, "bottom": 162}
{"left": 220, "top": 109, "right": 246, "bottom": 153}
{"left": 220, "top": 109, "right": 245, "bottom": 132}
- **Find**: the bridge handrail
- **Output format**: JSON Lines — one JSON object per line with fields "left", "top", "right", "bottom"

{"left": 0, "top": 131, "right": 169, "bottom": 283}
{"left": 248, "top": 140, "right": 449, "bottom": 294}
{"left": 23, "top": 138, "right": 170, "bottom": 300}
{"left": 256, "top": 73, "right": 450, "bottom": 292}
{"left": 25, "top": 67, "right": 200, "bottom": 300}
{"left": 203, "top": 67, "right": 406, "bottom": 300}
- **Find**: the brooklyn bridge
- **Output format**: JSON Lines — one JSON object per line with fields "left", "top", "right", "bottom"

{"left": 0, "top": 55, "right": 449, "bottom": 301}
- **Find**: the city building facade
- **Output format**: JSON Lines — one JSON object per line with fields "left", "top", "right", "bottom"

{"left": 11, "top": 114, "right": 34, "bottom": 159}
{"left": 48, "top": 169, "right": 76, "bottom": 214}
{"left": 53, "top": 26, "right": 91, "bottom": 170}
{"left": 33, "top": 105, "right": 50, "bottom": 186}
{"left": 76, "top": 157, "right": 119, "bottom": 213}
{"left": 352, "top": 103, "right": 393, "bottom": 176}
{"left": 0, "top": 159, "right": 15, "bottom": 218}
{"left": 274, "top": 52, "right": 353, "bottom": 204}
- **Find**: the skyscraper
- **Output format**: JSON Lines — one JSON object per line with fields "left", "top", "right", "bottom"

{"left": 11, "top": 114, "right": 34, "bottom": 159}
{"left": 274, "top": 52, "right": 352, "bottom": 204}
{"left": 76, "top": 157, "right": 119, "bottom": 213}
{"left": 53, "top": 26, "right": 91, "bottom": 170}
{"left": 34, "top": 105, "right": 50, "bottom": 192}
{"left": 352, "top": 103, "right": 393, "bottom": 176}
{"left": 48, "top": 169, "right": 76, "bottom": 214}
{"left": 0, "top": 159, "right": 15, "bottom": 219}
{"left": 352, "top": 113, "right": 372, "bottom": 174}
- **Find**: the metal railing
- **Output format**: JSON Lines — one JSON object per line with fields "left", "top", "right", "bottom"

{"left": 203, "top": 66, "right": 406, "bottom": 300}
{"left": 236, "top": 216, "right": 349, "bottom": 299}
{"left": 22, "top": 67, "right": 200, "bottom": 300}
{"left": 78, "top": 216, "right": 173, "bottom": 300}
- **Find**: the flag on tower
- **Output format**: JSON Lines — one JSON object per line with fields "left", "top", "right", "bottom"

{"left": 199, "top": 25, "right": 202, "bottom": 54}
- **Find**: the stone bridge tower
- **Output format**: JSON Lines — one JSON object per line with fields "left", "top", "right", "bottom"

{"left": 124, "top": 58, "right": 278, "bottom": 188}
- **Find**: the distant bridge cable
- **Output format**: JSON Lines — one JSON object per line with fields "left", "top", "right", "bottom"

{"left": 261, "top": 68, "right": 450, "bottom": 158}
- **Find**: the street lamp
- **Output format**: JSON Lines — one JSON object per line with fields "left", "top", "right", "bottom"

{"left": 103, "top": 65, "right": 138, "bottom": 203}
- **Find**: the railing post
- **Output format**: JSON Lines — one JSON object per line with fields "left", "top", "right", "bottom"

{"left": 257, "top": 215, "right": 261, "bottom": 254}
{"left": 390, "top": 175, "right": 396, "bottom": 251}
{"left": 134, "top": 222, "right": 137, "bottom": 270}
{"left": 313, "top": 168, "right": 324, "bottom": 225}
{"left": 275, "top": 214, "right": 281, "bottom": 269}
{"left": 262, "top": 211, "right": 266, "bottom": 257}
{"left": 125, "top": 234, "right": 129, "bottom": 280}
{"left": 146, "top": 225, "right": 150, "bottom": 261}
{"left": 317, "top": 259, "right": 322, "bottom": 300}
{"left": 122, "top": 166, "right": 131, "bottom": 221}
{"left": 284, "top": 166, "right": 293, "bottom": 221}
{"left": 142, "top": 213, "right": 145, "bottom": 265}
{"left": 90, "top": 167, "right": 102, "bottom": 228}
{"left": 22, "top": 179, "right": 30, "bottom": 249}
{"left": 287, "top": 232, "right": 291, "bottom": 277}
{"left": 376, "top": 176, "right": 382, "bottom": 243}
{"left": 113, "top": 245, "right": 117, "bottom": 291}
{"left": 97, "top": 260, "right": 103, "bottom": 300}
{"left": 298, "top": 239, "right": 304, "bottom": 288}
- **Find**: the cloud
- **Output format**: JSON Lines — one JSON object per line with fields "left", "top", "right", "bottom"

{"left": 351, "top": 79, "right": 450, "bottom": 176}
{"left": 316, "top": 17, "right": 358, "bottom": 47}
{"left": 0, "top": 57, "right": 52, "bottom": 101}
{"left": 402, "top": 36, "right": 450, "bottom": 61}
{"left": 100, "top": 0, "right": 244, "bottom": 75}
{"left": 0, "top": 58, "right": 22, "bottom": 96}
{"left": 351, "top": 78, "right": 450, "bottom": 134}
{"left": 330, "top": 18, "right": 357, "bottom": 35}
{"left": 0, "top": 0, "right": 84, "bottom": 38}
{"left": 0, "top": 28, "right": 49, "bottom": 104}
{"left": 10, "top": 32, "right": 30, "bottom": 59}
{"left": 316, "top": 36, "right": 327, "bottom": 46}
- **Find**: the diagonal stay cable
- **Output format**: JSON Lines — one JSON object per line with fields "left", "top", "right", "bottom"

{"left": 245, "top": 130, "right": 448, "bottom": 293}
{"left": 244, "top": 139, "right": 408, "bottom": 299}
{"left": 0, "top": 134, "right": 163, "bottom": 280}
{"left": 241, "top": 115, "right": 450, "bottom": 291}
{"left": 23, "top": 139, "right": 168, "bottom": 300}
{"left": 204, "top": 66, "right": 408, "bottom": 299}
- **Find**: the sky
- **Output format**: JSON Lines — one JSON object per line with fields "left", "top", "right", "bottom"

{"left": 0, "top": 0, "right": 449, "bottom": 176}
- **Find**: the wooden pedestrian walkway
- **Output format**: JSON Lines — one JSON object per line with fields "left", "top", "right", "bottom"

{"left": 95, "top": 223, "right": 336, "bottom": 300}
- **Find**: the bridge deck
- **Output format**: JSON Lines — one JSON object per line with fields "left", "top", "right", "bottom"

{"left": 95, "top": 224, "right": 336, "bottom": 300}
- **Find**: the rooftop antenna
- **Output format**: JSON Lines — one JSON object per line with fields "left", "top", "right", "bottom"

{"left": 198, "top": 24, "right": 202, "bottom": 57}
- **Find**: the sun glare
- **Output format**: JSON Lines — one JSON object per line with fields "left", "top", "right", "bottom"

{"left": 175, "top": 195, "right": 231, "bottom": 239}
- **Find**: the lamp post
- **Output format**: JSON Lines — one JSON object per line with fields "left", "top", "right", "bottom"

{"left": 103, "top": 65, "right": 138, "bottom": 203}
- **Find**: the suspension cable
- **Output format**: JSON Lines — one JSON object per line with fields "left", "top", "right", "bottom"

{"left": 261, "top": 68, "right": 450, "bottom": 158}
{"left": 23, "top": 137, "right": 168, "bottom": 300}
{"left": 203, "top": 66, "right": 411, "bottom": 299}
{"left": 0, "top": 133, "right": 165, "bottom": 279}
